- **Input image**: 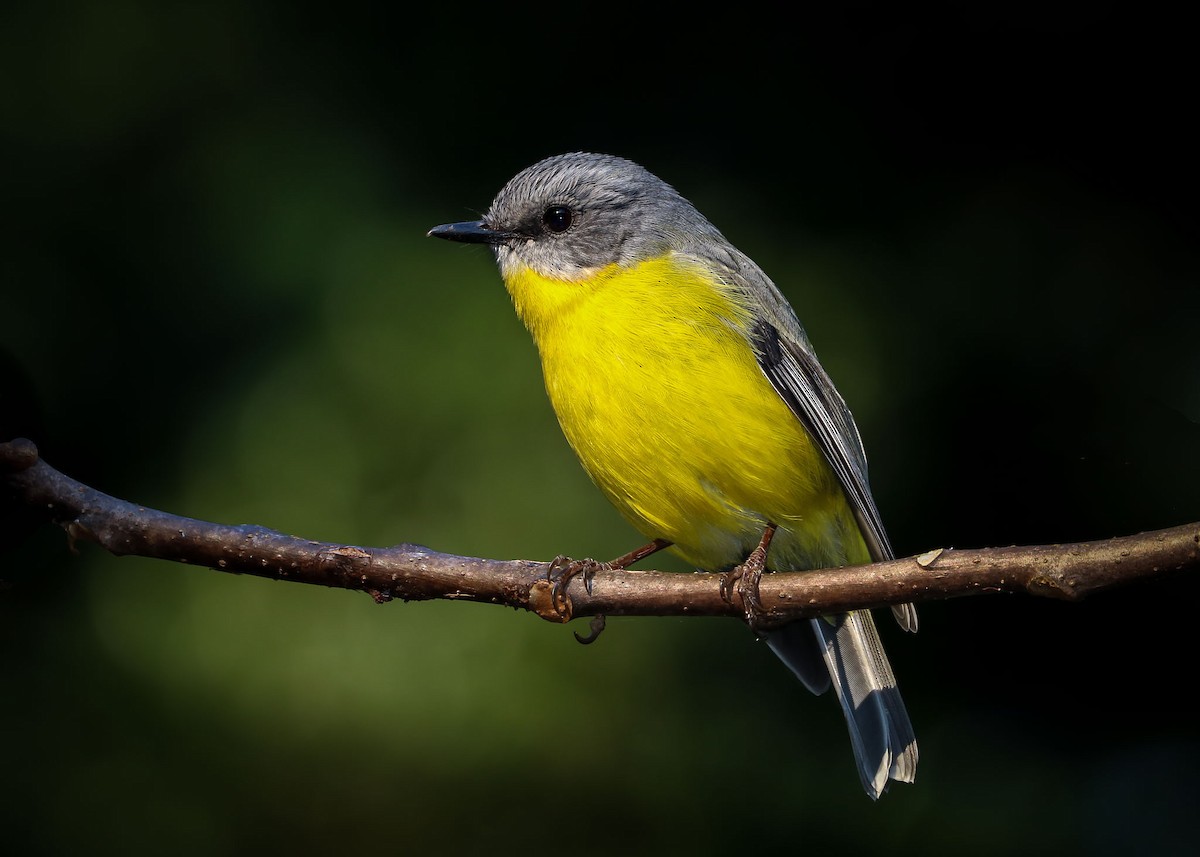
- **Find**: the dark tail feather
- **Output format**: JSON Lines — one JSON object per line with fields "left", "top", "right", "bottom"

{"left": 766, "top": 613, "right": 917, "bottom": 799}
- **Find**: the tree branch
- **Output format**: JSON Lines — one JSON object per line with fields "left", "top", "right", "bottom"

{"left": 4, "top": 437, "right": 1197, "bottom": 627}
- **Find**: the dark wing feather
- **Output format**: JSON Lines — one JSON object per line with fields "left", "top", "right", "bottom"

{"left": 753, "top": 320, "right": 918, "bottom": 632}
{"left": 678, "top": 243, "right": 917, "bottom": 631}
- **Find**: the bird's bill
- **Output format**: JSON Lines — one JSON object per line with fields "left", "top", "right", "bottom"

{"left": 427, "top": 220, "right": 506, "bottom": 244}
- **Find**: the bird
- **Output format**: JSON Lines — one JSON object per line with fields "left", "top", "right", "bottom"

{"left": 428, "top": 152, "right": 917, "bottom": 798}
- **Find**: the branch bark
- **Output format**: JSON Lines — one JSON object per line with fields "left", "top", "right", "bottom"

{"left": 4, "top": 437, "right": 1197, "bottom": 627}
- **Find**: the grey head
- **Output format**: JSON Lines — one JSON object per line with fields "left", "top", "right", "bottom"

{"left": 428, "top": 152, "right": 731, "bottom": 281}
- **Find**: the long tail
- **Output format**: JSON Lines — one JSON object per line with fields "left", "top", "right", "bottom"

{"left": 766, "top": 612, "right": 917, "bottom": 799}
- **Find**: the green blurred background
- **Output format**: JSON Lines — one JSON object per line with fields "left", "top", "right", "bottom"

{"left": 3, "top": 4, "right": 1198, "bottom": 855}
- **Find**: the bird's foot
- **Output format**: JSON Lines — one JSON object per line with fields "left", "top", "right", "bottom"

{"left": 547, "top": 539, "right": 672, "bottom": 641}
{"left": 719, "top": 524, "right": 777, "bottom": 633}
{"left": 719, "top": 550, "right": 766, "bottom": 627}
{"left": 547, "top": 538, "right": 671, "bottom": 613}
{"left": 547, "top": 555, "right": 609, "bottom": 612}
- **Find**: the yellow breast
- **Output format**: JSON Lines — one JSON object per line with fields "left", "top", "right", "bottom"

{"left": 503, "top": 253, "right": 867, "bottom": 571}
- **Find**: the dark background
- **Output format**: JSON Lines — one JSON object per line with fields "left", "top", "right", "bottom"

{"left": 3, "top": 5, "right": 1198, "bottom": 855}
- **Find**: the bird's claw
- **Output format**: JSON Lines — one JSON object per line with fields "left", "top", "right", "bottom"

{"left": 719, "top": 546, "right": 769, "bottom": 634}
{"left": 547, "top": 555, "right": 610, "bottom": 613}
{"left": 573, "top": 614, "right": 607, "bottom": 645}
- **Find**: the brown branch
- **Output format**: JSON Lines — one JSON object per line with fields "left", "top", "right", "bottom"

{"left": 3, "top": 437, "right": 1197, "bottom": 627}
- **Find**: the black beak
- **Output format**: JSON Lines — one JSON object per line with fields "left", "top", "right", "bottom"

{"left": 427, "top": 220, "right": 510, "bottom": 245}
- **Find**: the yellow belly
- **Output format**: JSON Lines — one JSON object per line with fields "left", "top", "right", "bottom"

{"left": 504, "top": 254, "right": 869, "bottom": 572}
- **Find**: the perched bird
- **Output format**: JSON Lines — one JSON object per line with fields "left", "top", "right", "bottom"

{"left": 429, "top": 152, "right": 917, "bottom": 798}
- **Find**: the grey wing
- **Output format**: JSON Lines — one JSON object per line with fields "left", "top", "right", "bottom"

{"left": 751, "top": 318, "right": 885, "bottom": 554}
{"left": 692, "top": 241, "right": 919, "bottom": 632}
{"left": 752, "top": 318, "right": 918, "bottom": 633}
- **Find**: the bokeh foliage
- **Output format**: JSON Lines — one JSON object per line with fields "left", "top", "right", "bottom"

{"left": 3, "top": 5, "right": 1199, "bottom": 855}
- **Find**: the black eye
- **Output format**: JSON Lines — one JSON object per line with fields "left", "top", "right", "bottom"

{"left": 542, "top": 204, "right": 573, "bottom": 233}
